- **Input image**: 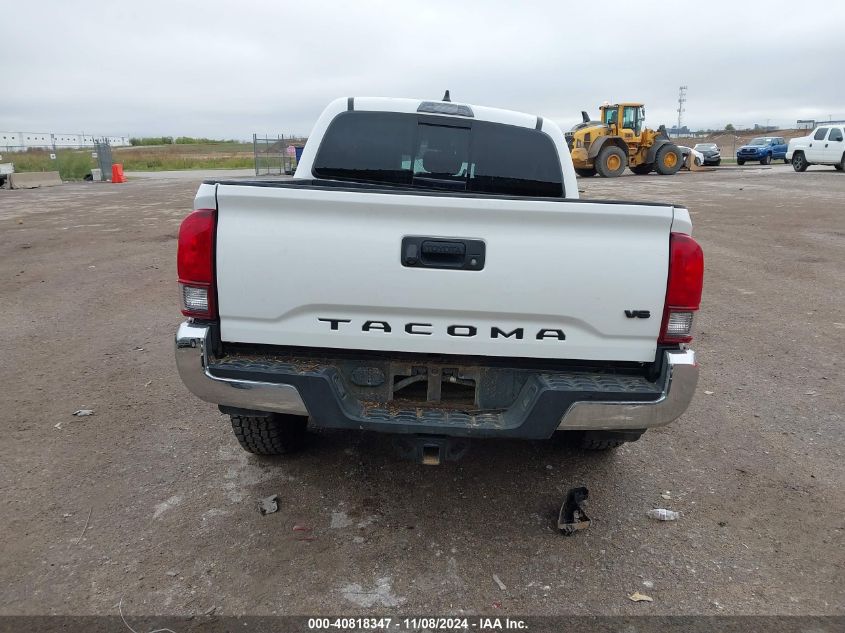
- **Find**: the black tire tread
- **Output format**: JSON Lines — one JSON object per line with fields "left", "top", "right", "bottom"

{"left": 595, "top": 145, "right": 627, "bottom": 178}
{"left": 230, "top": 414, "right": 308, "bottom": 455}
{"left": 654, "top": 144, "right": 682, "bottom": 175}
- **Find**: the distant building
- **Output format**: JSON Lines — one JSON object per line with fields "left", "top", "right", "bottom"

{"left": 0, "top": 132, "right": 130, "bottom": 151}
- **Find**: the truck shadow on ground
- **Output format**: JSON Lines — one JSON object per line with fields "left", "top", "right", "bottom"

{"left": 248, "top": 428, "right": 639, "bottom": 537}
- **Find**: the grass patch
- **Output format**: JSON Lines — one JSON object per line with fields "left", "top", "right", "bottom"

{"left": 3, "top": 149, "right": 95, "bottom": 180}
{"left": 2, "top": 144, "right": 256, "bottom": 177}
{"left": 113, "top": 146, "right": 253, "bottom": 171}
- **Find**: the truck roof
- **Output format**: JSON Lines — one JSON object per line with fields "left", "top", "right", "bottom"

{"left": 345, "top": 96, "right": 547, "bottom": 131}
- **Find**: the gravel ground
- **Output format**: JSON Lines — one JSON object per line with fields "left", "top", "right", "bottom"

{"left": 1, "top": 164, "right": 843, "bottom": 617}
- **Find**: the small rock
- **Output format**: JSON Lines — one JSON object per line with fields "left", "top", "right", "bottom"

{"left": 642, "top": 580, "right": 654, "bottom": 589}
{"left": 72, "top": 409, "right": 94, "bottom": 417}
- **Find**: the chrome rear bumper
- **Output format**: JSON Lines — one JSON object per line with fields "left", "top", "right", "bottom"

{"left": 175, "top": 322, "right": 698, "bottom": 432}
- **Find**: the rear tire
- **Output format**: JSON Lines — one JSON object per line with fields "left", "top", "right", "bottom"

{"left": 792, "top": 152, "right": 808, "bottom": 172}
{"left": 836, "top": 154, "right": 844, "bottom": 171}
{"left": 230, "top": 413, "right": 309, "bottom": 455}
{"left": 694, "top": 157, "right": 702, "bottom": 166}
{"left": 630, "top": 163, "right": 653, "bottom": 175}
{"left": 574, "top": 167, "right": 597, "bottom": 177}
{"left": 595, "top": 146, "right": 628, "bottom": 178}
{"left": 654, "top": 144, "right": 682, "bottom": 175}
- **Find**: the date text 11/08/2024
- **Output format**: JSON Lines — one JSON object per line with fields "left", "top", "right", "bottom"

{"left": 307, "top": 617, "right": 528, "bottom": 630}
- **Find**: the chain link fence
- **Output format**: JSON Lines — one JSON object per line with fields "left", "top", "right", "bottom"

{"left": 253, "top": 134, "right": 305, "bottom": 176}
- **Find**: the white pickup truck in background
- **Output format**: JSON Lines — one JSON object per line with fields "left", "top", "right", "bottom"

{"left": 175, "top": 96, "right": 703, "bottom": 464}
{"left": 787, "top": 125, "right": 845, "bottom": 172}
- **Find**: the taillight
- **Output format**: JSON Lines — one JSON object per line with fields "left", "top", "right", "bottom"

{"left": 659, "top": 232, "right": 704, "bottom": 344}
{"left": 177, "top": 208, "right": 217, "bottom": 319}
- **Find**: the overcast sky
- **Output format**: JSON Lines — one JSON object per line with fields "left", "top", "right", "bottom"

{"left": 3, "top": 0, "right": 844, "bottom": 139}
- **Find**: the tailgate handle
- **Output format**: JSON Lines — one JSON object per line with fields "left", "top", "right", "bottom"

{"left": 402, "top": 237, "right": 485, "bottom": 271}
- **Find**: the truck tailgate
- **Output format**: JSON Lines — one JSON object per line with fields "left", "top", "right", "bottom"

{"left": 212, "top": 182, "right": 675, "bottom": 362}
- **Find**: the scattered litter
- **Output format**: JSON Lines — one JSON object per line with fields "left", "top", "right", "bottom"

{"left": 258, "top": 494, "right": 279, "bottom": 515}
{"left": 330, "top": 510, "right": 353, "bottom": 528}
{"left": 133, "top": 346, "right": 145, "bottom": 352}
{"left": 144, "top": 380, "right": 152, "bottom": 387}
{"left": 661, "top": 491, "right": 672, "bottom": 500}
{"left": 558, "top": 487, "right": 590, "bottom": 535}
{"left": 203, "top": 605, "right": 217, "bottom": 616}
{"left": 642, "top": 580, "right": 654, "bottom": 589}
{"left": 63, "top": 513, "right": 72, "bottom": 518}
{"left": 647, "top": 508, "right": 681, "bottom": 521}
{"left": 54, "top": 422, "right": 64, "bottom": 430}
{"left": 492, "top": 600, "right": 502, "bottom": 609}
{"left": 72, "top": 409, "right": 94, "bottom": 417}
{"left": 293, "top": 525, "right": 316, "bottom": 541}
{"left": 75, "top": 507, "right": 93, "bottom": 545}
{"left": 704, "top": 391, "right": 714, "bottom": 395}
{"left": 165, "top": 570, "right": 178, "bottom": 577}
{"left": 118, "top": 596, "right": 177, "bottom": 633}
{"left": 628, "top": 591, "right": 653, "bottom": 603}
{"left": 804, "top": 390, "right": 816, "bottom": 396}
{"left": 492, "top": 574, "right": 507, "bottom": 591}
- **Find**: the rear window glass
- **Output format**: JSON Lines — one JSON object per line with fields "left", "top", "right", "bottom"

{"left": 313, "top": 111, "right": 563, "bottom": 197}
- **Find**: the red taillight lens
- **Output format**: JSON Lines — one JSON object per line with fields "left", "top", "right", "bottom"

{"left": 659, "top": 232, "right": 704, "bottom": 344}
{"left": 177, "top": 208, "right": 216, "bottom": 318}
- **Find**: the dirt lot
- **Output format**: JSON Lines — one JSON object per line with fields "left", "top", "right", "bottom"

{"left": 1, "top": 164, "right": 843, "bottom": 617}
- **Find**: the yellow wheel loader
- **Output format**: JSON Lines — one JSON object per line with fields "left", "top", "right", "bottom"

{"left": 565, "top": 103, "right": 682, "bottom": 178}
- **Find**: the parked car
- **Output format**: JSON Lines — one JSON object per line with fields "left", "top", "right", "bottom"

{"left": 174, "top": 96, "right": 703, "bottom": 462}
{"left": 693, "top": 143, "right": 721, "bottom": 166}
{"left": 736, "top": 137, "right": 788, "bottom": 165}
{"left": 678, "top": 146, "right": 704, "bottom": 168}
{"left": 786, "top": 126, "right": 845, "bottom": 172}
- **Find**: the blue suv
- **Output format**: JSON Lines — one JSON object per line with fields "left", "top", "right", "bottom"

{"left": 736, "top": 137, "right": 788, "bottom": 165}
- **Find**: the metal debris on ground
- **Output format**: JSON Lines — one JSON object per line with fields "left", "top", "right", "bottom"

{"left": 558, "top": 487, "right": 590, "bottom": 535}
{"left": 72, "top": 409, "right": 94, "bottom": 417}
{"left": 628, "top": 591, "right": 654, "bottom": 602}
{"left": 492, "top": 574, "right": 507, "bottom": 591}
{"left": 257, "top": 494, "right": 279, "bottom": 515}
{"left": 647, "top": 508, "right": 681, "bottom": 521}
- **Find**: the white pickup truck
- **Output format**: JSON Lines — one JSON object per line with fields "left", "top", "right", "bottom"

{"left": 175, "top": 96, "right": 703, "bottom": 463}
{"left": 787, "top": 125, "right": 845, "bottom": 172}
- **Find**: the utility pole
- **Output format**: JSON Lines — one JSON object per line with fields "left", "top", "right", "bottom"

{"left": 676, "top": 85, "right": 687, "bottom": 138}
